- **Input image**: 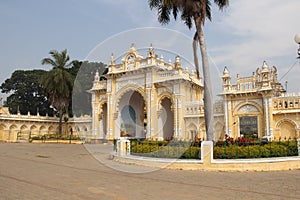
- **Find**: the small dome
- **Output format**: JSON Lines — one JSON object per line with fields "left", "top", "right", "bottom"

{"left": 223, "top": 66, "right": 230, "bottom": 77}
{"left": 261, "top": 61, "right": 269, "bottom": 72}
{"left": 130, "top": 43, "right": 136, "bottom": 51}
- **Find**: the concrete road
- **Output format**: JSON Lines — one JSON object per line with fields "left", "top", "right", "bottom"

{"left": 0, "top": 143, "right": 299, "bottom": 200}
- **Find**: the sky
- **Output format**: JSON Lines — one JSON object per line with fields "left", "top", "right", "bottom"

{"left": 1, "top": 0, "right": 300, "bottom": 100}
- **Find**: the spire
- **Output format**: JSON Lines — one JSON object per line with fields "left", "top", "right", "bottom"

{"left": 174, "top": 55, "right": 181, "bottom": 69}
{"left": 222, "top": 66, "right": 230, "bottom": 77}
{"left": 130, "top": 43, "right": 136, "bottom": 50}
{"left": 109, "top": 53, "right": 115, "bottom": 65}
{"left": 94, "top": 69, "right": 100, "bottom": 82}
{"left": 147, "top": 43, "right": 155, "bottom": 58}
{"left": 262, "top": 61, "right": 269, "bottom": 72}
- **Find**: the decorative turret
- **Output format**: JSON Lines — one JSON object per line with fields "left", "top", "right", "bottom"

{"left": 222, "top": 66, "right": 231, "bottom": 91}
{"left": 174, "top": 55, "right": 181, "bottom": 69}
{"left": 261, "top": 61, "right": 270, "bottom": 73}
{"left": 260, "top": 61, "right": 271, "bottom": 88}
{"left": 93, "top": 70, "right": 100, "bottom": 84}
{"left": 147, "top": 43, "right": 155, "bottom": 58}
{"left": 109, "top": 53, "right": 116, "bottom": 65}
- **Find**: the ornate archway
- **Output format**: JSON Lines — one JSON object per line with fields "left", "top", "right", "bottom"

{"left": 275, "top": 119, "right": 297, "bottom": 139}
{"left": 158, "top": 97, "right": 174, "bottom": 140}
{"left": 98, "top": 102, "right": 108, "bottom": 139}
{"left": 0, "top": 124, "right": 6, "bottom": 141}
{"left": 116, "top": 90, "right": 146, "bottom": 138}
{"left": 187, "top": 123, "right": 197, "bottom": 140}
{"left": 233, "top": 103, "right": 262, "bottom": 138}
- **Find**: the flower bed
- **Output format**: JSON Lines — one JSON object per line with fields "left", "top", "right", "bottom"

{"left": 130, "top": 140, "right": 200, "bottom": 159}
{"left": 214, "top": 135, "right": 298, "bottom": 159}
{"left": 130, "top": 138, "right": 298, "bottom": 159}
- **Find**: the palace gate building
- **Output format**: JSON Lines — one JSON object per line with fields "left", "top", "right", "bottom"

{"left": 90, "top": 44, "right": 300, "bottom": 141}
{"left": 1, "top": 44, "right": 300, "bottom": 142}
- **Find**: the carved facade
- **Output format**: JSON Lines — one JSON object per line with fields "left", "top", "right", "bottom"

{"left": 91, "top": 45, "right": 300, "bottom": 141}
{"left": 90, "top": 44, "right": 206, "bottom": 140}
{"left": 220, "top": 61, "right": 300, "bottom": 139}
{"left": 1, "top": 45, "right": 300, "bottom": 142}
{"left": 0, "top": 106, "right": 91, "bottom": 142}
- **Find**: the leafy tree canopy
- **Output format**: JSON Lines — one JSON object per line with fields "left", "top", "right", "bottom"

{"left": 0, "top": 61, "right": 107, "bottom": 117}
{"left": 0, "top": 69, "right": 54, "bottom": 116}
{"left": 71, "top": 60, "right": 107, "bottom": 116}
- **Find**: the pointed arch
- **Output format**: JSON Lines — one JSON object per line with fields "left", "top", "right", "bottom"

{"left": 187, "top": 122, "right": 198, "bottom": 140}
{"left": 0, "top": 124, "right": 7, "bottom": 141}
{"left": 234, "top": 102, "right": 262, "bottom": 115}
{"left": 40, "top": 125, "right": 47, "bottom": 135}
{"left": 275, "top": 118, "right": 297, "bottom": 139}
{"left": 115, "top": 84, "right": 146, "bottom": 113}
{"left": 30, "top": 125, "right": 38, "bottom": 137}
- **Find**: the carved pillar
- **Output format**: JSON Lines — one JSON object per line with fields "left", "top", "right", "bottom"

{"left": 174, "top": 97, "right": 178, "bottom": 138}
{"left": 176, "top": 96, "right": 183, "bottom": 138}
{"left": 264, "top": 97, "right": 270, "bottom": 137}
{"left": 224, "top": 97, "right": 229, "bottom": 136}
{"left": 146, "top": 88, "right": 152, "bottom": 138}
{"left": 91, "top": 92, "right": 97, "bottom": 138}
{"left": 106, "top": 94, "right": 111, "bottom": 139}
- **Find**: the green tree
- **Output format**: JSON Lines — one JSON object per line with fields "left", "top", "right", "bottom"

{"left": 149, "top": 0, "right": 229, "bottom": 141}
{"left": 40, "top": 49, "right": 74, "bottom": 135}
{"left": 0, "top": 70, "right": 54, "bottom": 116}
{"left": 71, "top": 61, "right": 107, "bottom": 116}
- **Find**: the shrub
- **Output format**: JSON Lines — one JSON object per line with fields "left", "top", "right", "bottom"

{"left": 130, "top": 140, "right": 200, "bottom": 159}
{"left": 213, "top": 140, "right": 298, "bottom": 159}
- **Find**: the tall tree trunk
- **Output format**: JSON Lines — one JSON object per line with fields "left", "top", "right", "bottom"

{"left": 59, "top": 109, "right": 63, "bottom": 135}
{"left": 194, "top": 18, "right": 214, "bottom": 141}
{"left": 193, "top": 32, "right": 200, "bottom": 80}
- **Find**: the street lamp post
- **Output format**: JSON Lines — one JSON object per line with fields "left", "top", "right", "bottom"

{"left": 294, "top": 33, "right": 300, "bottom": 58}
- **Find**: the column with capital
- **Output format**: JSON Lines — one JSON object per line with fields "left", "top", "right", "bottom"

{"left": 224, "top": 98, "right": 229, "bottom": 136}
{"left": 91, "top": 91, "right": 99, "bottom": 140}
{"left": 174, "top": 96, "right": 178, "bottom": 138}
{"left": 264, "top": 97, "right": 270, "bottom": 137}
{"left": 146, "top": 88, "right": 152, "bottom": 138}
{"left": 175, "top": 95, "right": 184, "bottom": 139}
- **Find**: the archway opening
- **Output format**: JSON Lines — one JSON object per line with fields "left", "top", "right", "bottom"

{"left": 159, "top": 97, "right": 174, "bottom": 140}
{"left": 118, "top": 90, "right": 145, "bottom": 138}
{"left": 278, "top": 121, "right": 296, "bottom": 139}
{"left": 239, "top": 116, "right": 258, "bottom": 138}
{"left": 100, "top": 103, "right": 107, "bottom": 139}
{"left": 0, "top": 125, "right": 6, "bottom": 141}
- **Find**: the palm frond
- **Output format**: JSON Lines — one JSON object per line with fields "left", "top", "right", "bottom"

{"left": 172, "top": 5, "right": 178, "bottom": 20}
{"left": 149, "top": 0, "right": 161, "bottom": 9}
{"left": 41, "top": 58, "right": 57, "bottom": 67}
{"left": 206, "top": 0, "right": 212, "bottom": 21}
{"left": 158, "top": 5, "right": 171, "bottom": 24}
{"left": 214, "top": 0, "right": 229, "bottom": 10}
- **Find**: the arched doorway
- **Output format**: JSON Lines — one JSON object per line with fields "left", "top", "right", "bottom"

{"left": 40, "top": 126, "right": 47, "bottom": 136}
{"left": 30, "top": 125, "right": 38, "bottom": 137}
{"left": 19, "top": 125, "right": 29, "bottom": 140}
{"left": 187, "top": 123, "right": 197, "bottom": 140}
{"left": 278, "top": 121, "right": 296, "bottom": 139}
{"left": 121, "top": 105, "right": 136, "bottom": 137}
{"left": 0, "top": 124, "right": 6, "bottom": 141}
{"left": 234, "top": 103, "right": 262, "bottom": 138}
{"left": 9, "top": 125, "right": 18, "bottom": 142}
{"left": 117, "top": 90, "right": 145, "bottom": 138}
{"left": 100, "top": 103, "right": 107, "bottom": 139}
{"left": 158, "top": 97, "right": 174, "bottom": 140}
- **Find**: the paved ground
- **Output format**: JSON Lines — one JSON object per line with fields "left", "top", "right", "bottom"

{"left": 0, "top": 143, "right": 300, "bottom": 200}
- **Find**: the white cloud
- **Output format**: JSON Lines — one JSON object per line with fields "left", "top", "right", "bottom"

{"left": 210, "top": 0, "right": 300, "bottom": 74}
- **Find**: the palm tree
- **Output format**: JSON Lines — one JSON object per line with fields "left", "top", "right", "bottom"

{"left": 40, "top": 49, "right": 74, "bottom": 135}
{"left": 149, "top": 0, "right": 229, "bottom": 141}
